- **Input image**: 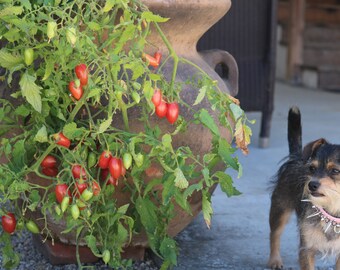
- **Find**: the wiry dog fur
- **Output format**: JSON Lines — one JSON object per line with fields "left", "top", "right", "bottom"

{"left": 268, "top": 106, "right": 340, "bottom": 270}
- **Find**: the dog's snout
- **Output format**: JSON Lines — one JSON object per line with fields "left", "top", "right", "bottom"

{"left": 308, "top": 181, "right": 320, "bottom": 192}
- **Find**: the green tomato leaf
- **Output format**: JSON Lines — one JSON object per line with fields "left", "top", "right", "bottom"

{"left": 160, "top": 237, "right": 177, "bottom": 266}
{"left": 136, "top": 196, "right": 158, "bottom": 235}
{"left": 63, "top": 122, "right": 85, "bottom": 139}
{"left": 229, "top": 103, "right": 244, "bottom": 121}
{"left": 161, "top": 134, "right": 172, "bottom": 150}
{"left": 102, "top": 0, "right": 115, "bottom": 12}
{"left": 0, "top": 6, "right": 23, "bottom": 18}
{"left": 198, "top": 109, "right": 220, "bottom": 136}
{"left": 88, "top": 21, "right": 101, "bottom": 31}
{"left": 98, "top": 117, "right": 112, "bottom": 133}
{"left": 34, "top": 126, "right": 48, "bottom": 143}
{"left": 0, "top": 49, "right": 23, "bottom": 69}
{"left": 213, "top": 171, "right": 241, "bottom": 197}
{"left": 202, "top": 190, "right": 213, "bottom": 228}
{"left": 193, "top": 85, "right": 207, "bottom": 106}
{"left": 141, "top": 11, "right": 169, "bottom": 23}
{"left": 218, "top": 138, "right": 239, "bottom": 170}
{"left": 19, "top": 72, "right": 42, "bottom": 113}
{"left": 174, "top": 168, "right": 188, "bottom": 189}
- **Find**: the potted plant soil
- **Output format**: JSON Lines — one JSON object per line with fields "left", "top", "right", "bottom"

{"left": 0, "top": 0, "right": 252, "bottom": 269}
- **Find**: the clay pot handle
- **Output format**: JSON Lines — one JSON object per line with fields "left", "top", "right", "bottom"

{"left": 199, "top": 49, "right": 239, "bottom": 96}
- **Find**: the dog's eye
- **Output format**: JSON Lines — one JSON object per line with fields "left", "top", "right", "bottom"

{"left": 309, "top": 165, "right": 316, "bottom": 173}
{"left": 330, "top": 168, "right": 340, "bottom": 175}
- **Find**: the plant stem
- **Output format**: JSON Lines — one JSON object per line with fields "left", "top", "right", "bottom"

{"left": 154, "top": 22, "right": 178, "bottom": 100}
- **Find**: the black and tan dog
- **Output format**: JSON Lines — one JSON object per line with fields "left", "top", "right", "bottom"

{"left": 268, "top": 106, "right": 340, "bottom": 270}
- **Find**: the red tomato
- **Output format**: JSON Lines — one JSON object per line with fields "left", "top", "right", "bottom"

{"left": 41, "top": 155, "right": 57, "bottom": 168}
{"left": 75, "top": 64, "right": 88, "bottom": 86}
{"left": 92, "top": 180, "right": 101, "bottom": 196}
{"left": 74, "top": 181, "right": 88, "bottom": 198}
{"left": 166, "top": 102, "right": 179, "bottom": 124}
{"left": 55, "top": 183, "right": 71, "bottom": 204}
{"left": 42, "top": 167, "right": 58, "bottom": 177}
{"left": 68, "top": 81, "right": 83, "bottom": 100}
{"left": 143, "top": 53, "right": 159, "bottom": 68}
{"left": 98, "top": 151, "right": 112, "bottom": 169}
{"left": 72, "top": 165, "right": 87, "bottom": 179}
{"left": 1, "top": 213, "right": 16, "bottom": 234}
{"left": 155, "top": 100, "right": 167, "bottom": 118}
{"left": 151, "top": 89, "right": 162, "bottom": 107}
{"left": 154, "top": 51, "right": 162, "bottom": 64}
{"left": 54, "top": 132, "right": 71, "bottom": 148}
{"left": 101, "top": 169, "right": 119, "bottom": 186}
{"left": 109, "top": 157, "right": 122, "bottom": 180}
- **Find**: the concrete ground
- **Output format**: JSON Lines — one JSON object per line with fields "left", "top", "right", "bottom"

{"left": 174, "top": 80, "right": 340, "bottom": 270}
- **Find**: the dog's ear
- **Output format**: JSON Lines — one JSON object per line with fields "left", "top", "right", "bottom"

{"left": 302, "top": 138, "right": 328, "bottom": 161}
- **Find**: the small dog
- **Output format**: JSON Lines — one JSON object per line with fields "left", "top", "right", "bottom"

{"left": 268, "top": 106, "right": 340, "bottom": 270}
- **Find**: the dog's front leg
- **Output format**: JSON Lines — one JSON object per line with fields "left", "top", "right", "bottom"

{"left": 335, "top": 256, "right": 340, "bottom": 270}
{"left": 299, "top": 247, "right": 315, "bottom": 270}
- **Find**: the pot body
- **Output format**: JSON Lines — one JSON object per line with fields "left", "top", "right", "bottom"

{"left": 10, "top": 0, "right": 239, "bottom": 262}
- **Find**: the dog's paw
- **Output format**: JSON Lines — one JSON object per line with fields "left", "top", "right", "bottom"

{"left": 267, "top": 255, "right": 283, "bottom": 269}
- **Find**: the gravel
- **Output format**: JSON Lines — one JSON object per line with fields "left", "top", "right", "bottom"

{"left": 0, "top": 230, "right": 159, "bottom": 270}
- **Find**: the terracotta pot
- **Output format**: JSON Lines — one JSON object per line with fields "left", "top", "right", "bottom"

{"left": 14, "top": 0, "right": 239, "bottom": 264}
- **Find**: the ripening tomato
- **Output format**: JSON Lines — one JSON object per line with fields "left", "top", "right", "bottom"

{"left": 74, "top": 181, "right": 88, "bottom": 198}
{"left": 72, "top": 165, "right": 87, "bottom": 179}
{"left": 2, "top": 213, "right": 16, "bottom": 234}
{"left": 92, "top": 181, "right": 101, "bottom": 196}
{"left": 41, "top": 155, "right": 57, "bottom": 168}
{"left": 75, "top": 64, "right": 88, "bottom": 86}
{"left": 55, "top": 183, "right": 71, "bottom": 204}
{"left": 155, "top": 100, "right": 167, "bottom": 118}
{"left": 151, "top": 89, "right": 162, "bottom": 107}
{"left": 154, "top": 51, "right": 162, "bottom": 64}
{"left": 68, "top": 81, "right": 83, "bottom": 100}
{"left": 54, "top": 132, "right": 71, "bottom": 148}
{"left": 143, "top": 53, "right": 159, "bottom": 68}
{"left": 166, "top": 102, "right": 179, "bottom": 124}
{"left": 98, "top": 151, "right": 112, "bottom": 169}
{"left": 42, "top": 167, "right": 58, "bottom": 177}
{"left": 109, "top": 157, "right": 122, "bottom": 180}
{"left": 100, "top": 169, "right": 116, "bottom": 186}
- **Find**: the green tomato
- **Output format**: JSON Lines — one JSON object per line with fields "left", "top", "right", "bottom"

{"left": 76, "top": 199, "right": 86, "bottom": 208}
{"left": 47, "top": 21, "right": 57, "bottom": 40}
{"left": 66, "top": 27, "right": 77, "bottom": 46}
{"left": 87, "top": 152, "right": 97, "bottom": 168}
{"left": 61, "top": 196, "right": 70, "bottom": 213}
{"left": 71, "top": 204, "right": 80, "bottom": 220}
{"left": 123, "top": 152, "right": 132, "bottom": 170}
{"left": 55, "top": 205, "right": 61, "bottom": 216}
{"left": 81, "top": 189, "right": 93, "bottom": 202}
{"left": 102, "top": 249, "right": 110, "bottom": 264}
{"left": 134, "top": 153, "right": 144, "bottom": 167}
{"left": 131, "top": 91, "right": 140, "bottom": 104}
{"left": 24, "top": 48, "right": 34, "bottom": 66}
{"left": 26, "top": 220, "right": 40, "bottom": 234}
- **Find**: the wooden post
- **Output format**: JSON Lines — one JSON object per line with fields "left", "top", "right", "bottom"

{"left": 286, "top": 0, "right": 305, "bottom": 82}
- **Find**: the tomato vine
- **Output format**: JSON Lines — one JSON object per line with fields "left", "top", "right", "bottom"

{"left": 0, "top": 0, "right": 252, "bottom": 269}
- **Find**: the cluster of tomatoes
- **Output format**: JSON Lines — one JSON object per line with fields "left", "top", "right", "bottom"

{"left": 37, "top": 138, "right": 132, "bottom": 220}
{"left": 152, "top": 89, "right": 179, "bottom": 124}
{"left": 68, "top": 63, "right": 88, "bottom": 100}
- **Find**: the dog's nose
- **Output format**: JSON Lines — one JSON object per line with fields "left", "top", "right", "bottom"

{"left": 308, "top": 181, "right": 320, "bottom": 192}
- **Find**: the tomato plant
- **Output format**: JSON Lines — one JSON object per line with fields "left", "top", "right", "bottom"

{"left": 0, "top": 0, "right": 252, "bottom": 269}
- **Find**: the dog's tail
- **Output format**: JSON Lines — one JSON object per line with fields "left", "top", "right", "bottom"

{"left": 288, "top": 106, "right": 302, "bottom": 156}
